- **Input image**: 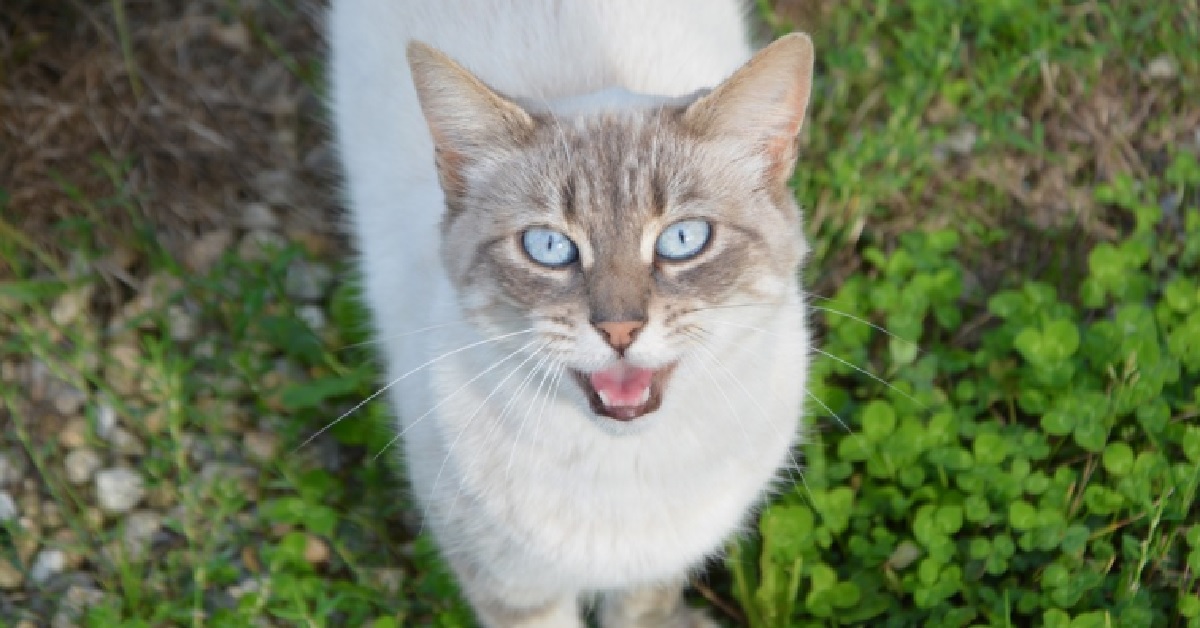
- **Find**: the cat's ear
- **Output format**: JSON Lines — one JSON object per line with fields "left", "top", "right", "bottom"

{"left": 682, "top": 33, "right": 814, "bottom": 185}
{"left": 407, "top": 42, "right": 534, "bottom": 196}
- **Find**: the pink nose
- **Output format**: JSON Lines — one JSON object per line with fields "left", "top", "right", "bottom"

{"left": 593, "top": 321, "right": 644, "bottom": 354}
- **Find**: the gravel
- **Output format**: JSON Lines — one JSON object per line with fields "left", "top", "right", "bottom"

{"left": 0, "top": 491, "right": 17, "bottom": 522}
{"left": 30, "top": 550, "right": 66, "bottom": 585}
{"left": 94, "top": 468, "right": 146, "bottom": 514}
{"left": 284, "top": 259, "right": 335, "bottom": 302}
{"left": 63, "top": 448, "right": 103, "bottom": 485}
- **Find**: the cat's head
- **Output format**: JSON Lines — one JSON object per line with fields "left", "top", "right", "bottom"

{"left": 408, "top": 35, "right": 814, "bottom": 424}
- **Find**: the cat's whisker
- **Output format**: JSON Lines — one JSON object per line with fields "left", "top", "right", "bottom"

{"left": 448, "top": 347, "right": 554, "bottom": 520}
{"left": 678, "top": 329, "right": 757, "bottom": 457}
{"left": 507, "top": 354, "right": 562, "bottom": 478}
{"left": 370, "top": 338, "right": 543, "bottom": 460}
{"left": 679, "top": 300, "right": 790, "bottom": 315}
{"left": 804, "top": 389, "right": 853, "bottom": 434}
{"left": 812, "top": 347, "right": 926, "bottom": 409}
{"left": 683, "top": 329, "right": 802, "bottom": 484}
{"left": 530, "top": 359, "right": 568, "bottom": 479}
{"left": 805, "top": 304, "right": 919, "bottom": 348}
{"left": 430, "top": 342, "right": 548, "bottom": 512}
{"left": 335, "top": 316, "right": 529, "bottom": 351}
{"left": 701, "top": 318, "right": 926, "bottom": 410}
{"left": 296, "top": 328, "right": 538, "bottom": 453}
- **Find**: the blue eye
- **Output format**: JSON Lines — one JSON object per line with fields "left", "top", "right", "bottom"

{"left": 522, "top": 228, "right": 578, "bottom": 267}
{"left": 655, "top": 220, "right": 711, "bottom": 261}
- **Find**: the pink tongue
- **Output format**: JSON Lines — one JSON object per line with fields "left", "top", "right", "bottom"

{"left": 589, "top": 363, "right": 655, "bottom": 407}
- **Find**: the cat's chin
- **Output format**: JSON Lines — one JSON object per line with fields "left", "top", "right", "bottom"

{"left": 570, "top": 362, "right": 678, "bottom": 422}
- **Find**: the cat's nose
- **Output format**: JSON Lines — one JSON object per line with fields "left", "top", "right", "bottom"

{"left": 593, "top": 321, "right": 644, "bottom": 355}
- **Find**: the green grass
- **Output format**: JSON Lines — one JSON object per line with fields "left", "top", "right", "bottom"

{"left": 2, "top": 0, "right": 1199, "bottom": 626}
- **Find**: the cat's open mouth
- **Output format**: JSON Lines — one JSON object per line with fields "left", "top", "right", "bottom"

{"left": 571, "top": 361, "right": 677, "bottom": 421}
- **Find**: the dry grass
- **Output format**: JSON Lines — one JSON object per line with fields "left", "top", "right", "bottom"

{"left": 0, "top": 0, "right": 336, "bottom": 275}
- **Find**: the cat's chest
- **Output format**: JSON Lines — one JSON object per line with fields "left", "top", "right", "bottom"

{"left": 438, "top": 382, "right": 797, "bottom": 588}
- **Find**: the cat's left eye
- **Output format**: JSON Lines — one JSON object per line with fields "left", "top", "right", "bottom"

{"left": 655, "top": 220, "right": 711, "bottom": 261}
{"left": 522, "top": 228, "right": 578, "bottom": 267}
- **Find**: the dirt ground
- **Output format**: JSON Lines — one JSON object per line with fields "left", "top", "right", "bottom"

{"left": 1, "top": 0, "right": 335, "bottom": 271}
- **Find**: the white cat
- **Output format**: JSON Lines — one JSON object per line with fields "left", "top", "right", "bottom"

{"left": 329, "top": 1, "right": 813, "bottom": 626}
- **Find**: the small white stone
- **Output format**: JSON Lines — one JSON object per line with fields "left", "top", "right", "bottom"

{"left": 296, "top": 305, "right": 327, "bottom": 332}
{"left": 167, "top": 305, "right": 198, "bottom": 343}
{"left": 30, "top": 549, "right": 66, "bottom": 584}
{"left": 944, "top": 125, "right": 978, "bottom": 155}
{"left": 64, "top": 448, "right": 103, "bottom": 485}
{"left": 122, "top": 511, "right": 163, "bottom": 560}
{"left": 238, "top": 230, "right": 287, "bottom": 261}
{"left": 285, "top": 260, "right": 334, "bottom": 302}
{"left": 0, "top": 451, "right": 23, "bottom": 486}
{"left": 109, "top": 427, "right": 147, "bottom": 457}
{"left": 243, "top": 431, "right": 280, "bottom": 463}
{"left": 95, "top": 468, "right": 146, "bottom": 513}
{"left": 243, "top": 202, "right": 280, "bottom": 230}
{"left": 1147, "top": 56, "right": 1177, "bottom": 80}
{"left": 0, "top": 491, "right": 17, "bottom": 521}
{"left": 95, "top": 403, "right": 118, "bottom": 440}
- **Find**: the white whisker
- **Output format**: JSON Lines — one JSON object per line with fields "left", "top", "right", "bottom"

{"left": 806, "top": 303, "right": 919, "bottom": 347}
{"left": 448, "top": 347, "right": 552, "bottom": 519}
{"left": 507, "top": 353, "right": 560, "bottom": 477}
{"left": 336, "top": 316, "right": 527, "bottom": 350}
{"left": 684, "top": 330, "right": 801, "bottom": 483}
{"left": 370, "top": 338, "right": 542, "bottom": 460}
{"left": 702, "top": 318, "right": 926, "bottom": 409}
{"left": 296, "top": 327, "right": 537, "bottom": 452}
{"left": 430, "top": 343, "right": 547, "bottom": 512}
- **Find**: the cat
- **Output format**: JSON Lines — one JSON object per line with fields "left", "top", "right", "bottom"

{"left": 329, "top": 1, "right": 814, "bottom": 626}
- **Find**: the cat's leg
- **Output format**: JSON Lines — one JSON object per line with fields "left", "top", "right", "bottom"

{"left": 468, "top": 595, "right": 583, "bottom": 628}
{"left": 598, "top": 582, "right": 721, "bottom": 628}
{"left": 450, "top": 558, "right": 584, "bottom": 628}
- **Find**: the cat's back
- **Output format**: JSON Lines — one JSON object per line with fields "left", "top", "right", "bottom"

{"left": 331, "top": 0, "right": 752, "bottom": 104}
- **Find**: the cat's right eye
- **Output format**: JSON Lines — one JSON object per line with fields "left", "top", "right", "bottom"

{"left": 522, "top": 228, "right": 578, "bottom": 267}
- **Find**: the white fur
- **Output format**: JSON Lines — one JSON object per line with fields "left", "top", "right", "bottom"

{"left": 330, "top": 0, "right": 808, "bottom": 622}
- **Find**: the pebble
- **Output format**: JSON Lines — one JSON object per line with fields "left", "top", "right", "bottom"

{"left": 209, "top": 19, "right": 252, "bottom": 53}
{"left": 52, "top": 385, "right": 89, "bottom": 417}
{"left": 95, "top": 402, "right": 118, "bottom": 440}
{"left": 31, "top": 549, "right": 66, "bottom": 584}
{"left": 109, "top": 427, "right": 147, "bottom": 457}
{"left": 51, "top": 284, "right": 94, "bottom": 327}
{"left": 0, "top": 559, "right": 23, "bottom": 589}
{"left": 167, "top": 304, "right": 199, "bottom": 343}
{"left": 59, "top": 418, "right": 90, "bottom": 449}
{"left": 0, "top": 451, "right": 22, "bottom": 485}
{"left": 253, "top": 169, "right": 294, "bottom": 206}
{"left": 228, "top": 577, "right": 264, "bottom": 600}
{"left": 304, "top": 534, "right": 330, "bottom": 565}
{"left": 122, "top": 511, "right": 163, "bottom": 560}
{"left": 297, "top": 304, "right": 327, "bottom": 332}
{"left": 61, "top": 583, "right": 105, "bottom": 615}
{"left": 95, "top": 468, "right": 146, "bottom": 513}
{"left": 64, "top": 448, "right": 103, "bottom": 485}
{"left": 284, "top": 260, "right": 334, "bottom": 302}
{"left": 944, "top": 125, "right": 978, "bottom": 156}
{"left": 1147, "top": 55, "right": 1178, "bottom": 80}
{"left": 238, "top": 229, "right": 288, "bottom": 261}
{"left": 186, "top": 229, "right": 235, "bottom": 273}
{"left": 0, "top": 491, "right": 17, "bottom": 521}
{"left": 243, "top": 431, "right": 280, "bottom": 462}
{"left": 243, "top": 202, "right": 280, "bottom": 230}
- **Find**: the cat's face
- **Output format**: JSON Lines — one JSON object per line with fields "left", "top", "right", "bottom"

{"left": 409, "top": 36, "right": 814, "bottom": 423}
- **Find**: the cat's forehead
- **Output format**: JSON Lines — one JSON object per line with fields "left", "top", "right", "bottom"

{"left": 525, "top": 110, "right": 706, "bottom": 230}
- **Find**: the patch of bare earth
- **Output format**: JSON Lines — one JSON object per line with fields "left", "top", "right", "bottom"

{"left": 0, "top": 0, "right": 338, "bottom": 275}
